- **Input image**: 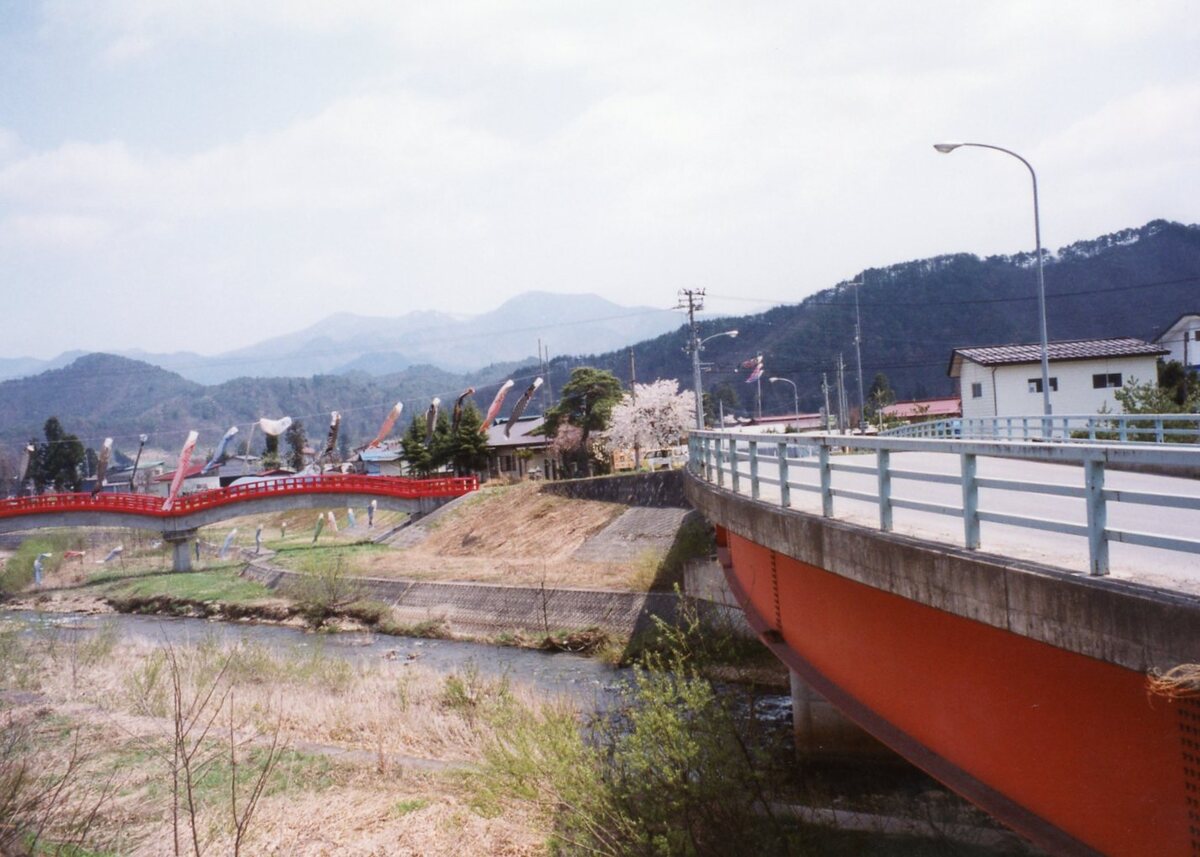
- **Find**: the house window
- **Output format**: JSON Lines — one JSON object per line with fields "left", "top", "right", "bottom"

{"left": 1092, "top": 373, "right": 1123, "bottom": 389}
{"left": 1028, "top": 377, "right": 1058, "bottom": 393}
{"left": 970, "top": 382, "right": 983, "bottom": 399}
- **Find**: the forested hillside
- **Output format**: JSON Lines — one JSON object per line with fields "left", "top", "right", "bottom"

{"left": 1, "top": 220, "right": 1196, "bottom": 461}
{"left": 553, "top": 220, "right": 1200, "bottom": 414}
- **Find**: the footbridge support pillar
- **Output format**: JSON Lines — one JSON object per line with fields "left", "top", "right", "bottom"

{"left": 163, "top": 529, "right": 199, "bottom": 572}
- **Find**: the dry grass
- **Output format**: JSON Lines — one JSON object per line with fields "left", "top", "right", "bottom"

{"left": 0, "top": 626, "right": 561, "bottom": 855}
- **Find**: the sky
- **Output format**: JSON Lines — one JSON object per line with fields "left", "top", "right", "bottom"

{"left": 1, "top": 1, "right": 1198, "bottom": 359}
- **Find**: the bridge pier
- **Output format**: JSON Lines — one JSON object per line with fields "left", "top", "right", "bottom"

{"left": 163, "top": 529, "right": 198, "bottom": 572}
{"left": 789, "top": 671, "right": 894, "bottom": 761}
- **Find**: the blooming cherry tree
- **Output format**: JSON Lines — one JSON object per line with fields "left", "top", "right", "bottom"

{"left": 606, "top": 379, "right": 693, "bottom": 452}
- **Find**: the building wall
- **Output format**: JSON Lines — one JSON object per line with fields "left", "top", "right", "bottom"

{"left": 981, "top": 355, "right": 1159, "bottom": 416}
{"left": 959, "top": 361, "right": 998, "bottom": 418}
{"left": 1159, "top": 316, "right": 1200, "bottom": 367}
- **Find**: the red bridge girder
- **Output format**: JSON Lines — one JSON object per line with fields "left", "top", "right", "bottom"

{"left": 0, "top": 474, "right": 478, "bottom": 522}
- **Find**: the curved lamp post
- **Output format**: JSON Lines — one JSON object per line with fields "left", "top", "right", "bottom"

{"left": 768, "top": 376, "right": 799, "bottom": 418}
{"left": 934, "top": 142, "right": 1052, "bottom": 420}
{"left": 691, "top": 330, "right": 739, "bottom": 428}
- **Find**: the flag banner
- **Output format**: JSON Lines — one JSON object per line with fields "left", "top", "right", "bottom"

{"left": 481, "top": 380, "right": 515, "bottom": 433}
{"left": 452, "top": 388, "right": 475, "bottom": 433}
{"left": 312, "top": 515, "right": 324, "bottom": 544}
{"left": 425, "top": 399, "right": 441, "bottom": 444}
{"left": 98, "top": 546, "right": 123, "bottom": 564}
{"left": 347, "top": 508, "right": 357, "bottom": 528}
{"left": 201, "top": 426, "right": 239, "bottom": 475}
{"left": 162, "top": 431, "right": 198, "bottom": 511}
{"left": 505, "top": 378, "right": 543, "bottom": 437}
{"left": 327, "top": 510, "right": 338, "bottom": 533}
{"left": 368, "top": 402, "right": 403, "bottom": 448}
{"left": 321, "top": 412, "right": 342, "bottom": 461}
{"left": 258, "top": 416, "right": 292, "bottom": 436}
{"left": 741, "top": 356, "right": 760, "bottom": 369}
{"left": 91, "top": 438, "right": 113, "bottom": 496}
{"left": 745, "top": 355, "right": 764, "bottom": 384}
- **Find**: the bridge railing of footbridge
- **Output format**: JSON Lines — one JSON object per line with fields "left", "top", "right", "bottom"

{"left": 688, "top": 429, "right": 1200, "bottom": 577}
{"left": 881, "top": 413, "right": 1200, "bottom": 443}
{"left": 0, "top": 474, "right": 478, "bottom": 523}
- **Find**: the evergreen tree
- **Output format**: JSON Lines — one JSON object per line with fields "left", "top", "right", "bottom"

{"left": 32, "top": 417, "right": 85, "bottom": 492}
{"left": 262, "top": 433, "right": 281, "bottom": 470}
{"left": 444, "top": 402, "right": 490, "bottom": 476}
{"left": 400, "top": 415, "right": 434, "bottom": 476}
{"left": 542, "top": 367, "right": 624, "bottom": 475}
{"left": 285, "top": 420, "right": 308, "bottom": 471}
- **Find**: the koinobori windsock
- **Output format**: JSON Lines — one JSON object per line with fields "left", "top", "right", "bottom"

{"left": 505, "top": 378, "right": 543, "bottom": 437}
{"left": 368, "top": 402, "right": 403, "bottom": 448}
{"left": 162, "top": 431, "right": 199, "bottom": 512}
{"left": 91, "top": 438, "right": 113, "bottom": 496}
{"left": 258, "top": 416, "right": 292, "bottom": 437}
{"left": 321, "top": 412, "right": 341, "bottom": 460}
{"left": 480, "top": 380, "right": 515, "bottom": 433}
{"left": 452, "top": 388, "right": 475, "bottom": 433}
{"left": 425, "top": 399, "right": 441, "bottom": 444}
{"left": 201, "top": 426, "right": 239, "bottom": 475}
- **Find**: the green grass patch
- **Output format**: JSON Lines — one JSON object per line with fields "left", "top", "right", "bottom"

{"left": 269, "top": 542, "right": 390, "bottom": 571}
{"left": 105, "top": 568, "right": 271, "bottom": 604}
{"left": 390, "top": 797, "right": 430, "bottom": 817}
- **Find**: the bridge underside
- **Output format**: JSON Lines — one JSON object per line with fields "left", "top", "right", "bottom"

{"left": 688, "top": 474, "right": 1199, "bottom": 857}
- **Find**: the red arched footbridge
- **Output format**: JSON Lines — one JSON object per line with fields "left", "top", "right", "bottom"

{"left": 0, "top": 474, "right": 477, "bottom": 570}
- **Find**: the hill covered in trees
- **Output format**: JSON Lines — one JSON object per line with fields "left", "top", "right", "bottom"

{"left": 1, "top": 220, "right": 1196, "bottom": 464}
{"left": 551, "top": 220, "right": 1200, "bottom": 415}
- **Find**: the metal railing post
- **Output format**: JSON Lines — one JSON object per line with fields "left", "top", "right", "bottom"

{"left": 729, "top": 437, "right": 740, "bottom": 494}
{"left": 961, "top": 452, "right": 980, "bottom": 549}
{"left": 715, "top": 437, "right": 725, "bottom": 488}
{"left": 1085, "top": 458, "right": 1109, "bottom": 576}
{"left": 877, "top": 449, "right": 892, "bottom": 531}
{"left": 777, "top": 441, "right": 791, "bottom": 508}
{"left": 749, "top": 440, "right": 760, "bottom": 500}
{"left": 1156, "top": 417, "right": 1164, "bottom": 444}
{"left": 819, "top": 442, "right": 833, "bottom": 517}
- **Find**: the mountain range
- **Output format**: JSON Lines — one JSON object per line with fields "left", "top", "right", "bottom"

{"left": 0, "top": 292, "right": 682, "bottom": 385}
{"left": 0, "top": 219, "right": 1197, "bottom": 463}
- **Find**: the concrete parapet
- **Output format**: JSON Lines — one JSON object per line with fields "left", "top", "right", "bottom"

{"left": 540, "top": 470, "right": 690, "bottom": 508}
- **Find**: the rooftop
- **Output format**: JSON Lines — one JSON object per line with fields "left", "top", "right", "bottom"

{"left": 949, "top": 338, "right": 1167, "bottom": 376}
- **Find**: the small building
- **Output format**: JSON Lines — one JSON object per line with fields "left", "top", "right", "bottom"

{"left": 359, "top": 446, "right": 406, "bottom": 477}
{"left": 1154, "top": 313, "right": 1200, "bottom": 369}
{"left": 487, "top": 417, "right": 560, "bottom": 481}
{"left": 149, "top": 462, "right": 219, "bottom": 497}
{"left": 949, "top": 338, "right": 1168, "bottom": 418}
{"left": 881, "top": 397, "right": 962, "bottom": 424}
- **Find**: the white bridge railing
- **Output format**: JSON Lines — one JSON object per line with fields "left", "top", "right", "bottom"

{"left": 688, "top": 430, "right": 1200, "bottom": 577}
{"left": 881, "top": 413, "right": 1200, "bottom": 444}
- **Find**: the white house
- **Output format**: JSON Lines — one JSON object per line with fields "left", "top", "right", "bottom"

{"left": 487, "top": 416, "right": 560, "bottom": 480}
{"left": 1154, "top": 313, "right": 1200, "bottom": 369}
{"left": 949, "top": 338, "right": 1168, "bottom": 418}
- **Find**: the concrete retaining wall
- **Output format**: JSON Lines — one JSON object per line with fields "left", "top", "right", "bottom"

{"left": 540, "top": 470, "right": 689, "bottom": 508}
{"left": 243, "top": 561, "right": 679, "bottom": 637}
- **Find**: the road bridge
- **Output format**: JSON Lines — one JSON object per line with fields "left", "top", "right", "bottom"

{"left": 687, "top": 428, "right": 1200, "bottom": 857}
{"left": 0, "top": 474, "right": 477, "bottom": 570}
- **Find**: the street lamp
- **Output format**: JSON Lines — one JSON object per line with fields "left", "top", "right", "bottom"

{"left": 768, "top": 376, "right": 799, "bottom": 418}
{"left": 934, "top": 141, "right": 1052, "bottom": 421}
{"left": 691, "top": 329, "right": 739, "bottom": 428}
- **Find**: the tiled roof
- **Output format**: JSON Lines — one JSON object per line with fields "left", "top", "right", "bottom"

{"left": 950, "top": 338, "right": 1167, "bottom": 374}
{"left": 882, "top": 397, "right": 962, "bottom": 419}
{"left": 487, "top": 416, "right": 549, "bottom": 449}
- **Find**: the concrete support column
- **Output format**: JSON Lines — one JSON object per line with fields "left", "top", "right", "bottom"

{"left": 790, "top": 670, "right": 894, "bottom": 761}
{"left": 163, "top": 529, "right": 198, "bottom": 572}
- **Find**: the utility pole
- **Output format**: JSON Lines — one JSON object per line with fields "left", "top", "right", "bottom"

{"left": 630, "top": 347, "right": 641, "bottom": 469}
{"left": 822, "top": 373, "right": 831, "bottom": 431}
{"left": 539, "top": 340, "right": 554, "bottom": 413}
{"left": 677, "top": 288, "right": 706, "bottom": 429}
{"left": 756, "top": 375, "right": 763, "bottom": 420}
{"left": 837, "top": 354, "right": 848, "bottom": 434}
{"left": 852, "top": 280, "right": 867, "bottom": 432}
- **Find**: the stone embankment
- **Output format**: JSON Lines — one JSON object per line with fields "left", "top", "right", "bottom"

{"left": 242, "top": 560, "right": 680, "bottom": 638}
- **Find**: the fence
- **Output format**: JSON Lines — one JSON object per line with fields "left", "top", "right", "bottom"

{"left": 689, "top": 430, "right": 1200, "bottom": 576}
{"left": 882, "top": 413, "right": 1200, "bottom": 444}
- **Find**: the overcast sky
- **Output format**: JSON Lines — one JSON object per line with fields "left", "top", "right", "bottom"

{"left": 1, "top": 1, "right": 1197, "bottom": 359}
